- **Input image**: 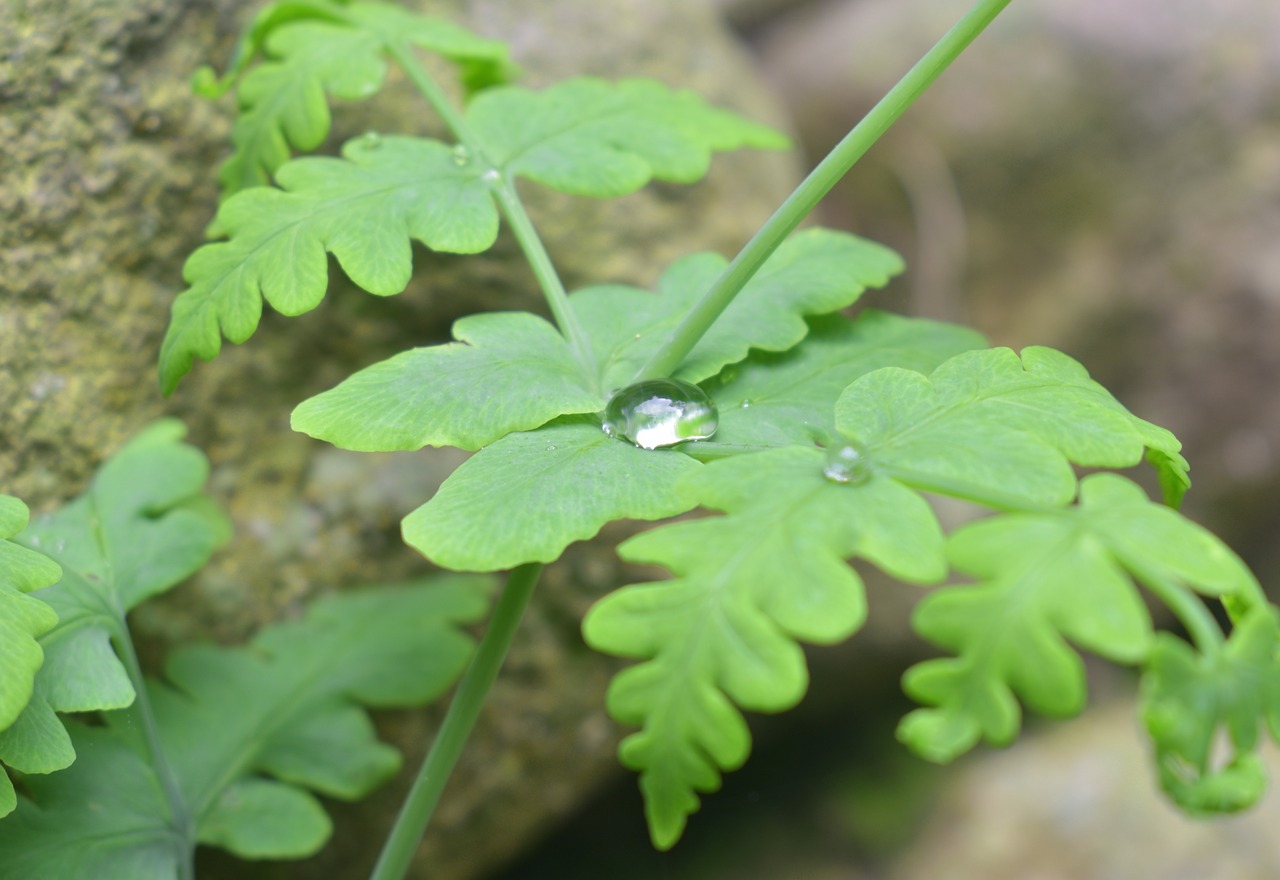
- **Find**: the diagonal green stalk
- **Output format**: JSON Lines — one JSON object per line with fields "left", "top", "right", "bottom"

{"left": 384, "top": 41, "right": 600, "bottom": 387}
{"left": 112, "top": 623, "right": 196, "bottom": 880}
{"left": 633, "top": 0, "right": 1016, "bottom": 383}
{"left": 369, "top": 563, "right": 542, "bottom": 880}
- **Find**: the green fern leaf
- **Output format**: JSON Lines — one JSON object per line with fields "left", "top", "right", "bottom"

{"left": 835, "top": 346, "right": 1184, "bottom": 506}
{"left": 214, "top": 2, "right": 511, "bottom": 196}
{"left": 163, "top": 76, "right": 785, "bottom": 392}
{"left": 898, "top": 473, "right": 1258, "bottom": 762}
{"left": 583, "top": 446, "right": 945, "bottom": 848}
{"left": 0, "top": 578, "right": 491, "bottom": 876}
{"left": 0, "top": 422, "right": 228, "bottom": 816}
{"left": 291, "top": 229, "right": 901, "bottom": 454}
{"left": 401, "top": 417, "right": 701, "bottom": 571}
{"left": 1141, "top": 604, "right": 1280, "bottom": 814}
{"left": 574, "top": 229, "right": 901, "bottom": 391}
{"left": 707, "top": 310, "right": 986, "bottom": 447}
{"left": 291, "top": 311, "right": 601, "bottom": 451}
{"left": 0, "top": 497, "right": 61, "bottom": 818}
{"left": 468, "top": 76, "right": 787, "bottom": 197}
{"left": 159, "top": 135, "right": 498, "bottom": 394}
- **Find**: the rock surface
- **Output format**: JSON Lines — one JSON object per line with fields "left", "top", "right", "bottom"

{"left": 891, "top": 700, "right": 1280, "bottom": 880}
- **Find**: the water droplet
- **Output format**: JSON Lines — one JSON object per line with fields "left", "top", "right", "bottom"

{"left": 481, "top": 168, "right": 500, "bottom": 183}
{"left": 823, "top": 443, "right": 871, "bottom": 485}
{"left": 28, "top": 535, "right": 41, "bottom": 547}
{"left": 360, "top": 130, "right": 382, "bottom": 149}
{"left": 601, "top": 379, "right": 719, "bottom": 449}
{"left": 739, "top": 399, "right": 751, "bottom": 409}
{"left": 452, "top": 144, "right": 471, "bottom": 166}
{"left": 546, "top": 444, "right": 557, "bottom": 451}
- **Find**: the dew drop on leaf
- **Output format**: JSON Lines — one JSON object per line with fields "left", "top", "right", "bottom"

{"left": 601, "top": 379, "right": 718, "bottom": 450}
{"left": 740, "top": 399, "right": 751, "bottom": 409}
{"left": 452, "top": 144, "right": 471, "bottom": 166}
{"left": 823, "top": 443, "right": 870, "bottom": 484}
{"left": 360, "top": 130, "right": 382, "bottom": 149}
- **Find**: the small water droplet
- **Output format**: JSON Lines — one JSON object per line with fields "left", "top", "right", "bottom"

{"left": 546, "top": 444, "right": 557, "bottom": 451}
{"left": 740, "top": 399, "right": 751, "bottom": 409}
{"left": 481, "top": 168, "right": 500, "bottom": 183}
{"left": 601, "top": 379, "right": 719, "bottom": 449}
{"left": 823, "top": 443, "right": 871, "bottom": 485}
{"left": 360, "top": 130, "right": 382, "bottom": 149}
{"left": 54, "top": 539, "right": 65, "bottom": 553}
{"left": 452, "top": 144, "right": 471, "bottom": 166}
{"left": 28, "top": 535, "right": 41, "bottom": 547}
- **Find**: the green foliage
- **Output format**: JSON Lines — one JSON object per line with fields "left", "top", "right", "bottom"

{"left": 292, "top": 229, "right": 897, "bottom": 454}
{"left": 706, "top": 310, "right": 986, "bottom": 447}
{"left": 584, "top": 344, "right": 1215, "bottom": 846}
{"left": 1141, "top": 604, "right": 1280, "bottom": 814}
{"left": 0, "top": 579, "right": 491, "bottom": 877}
{"left": 293, "top": 229, "right": 903, "bottom": 575}
{"left": 583, "top": 447, "right": 945, "bottom": 848}
{"left": 0, "top": 421, "right": 227, "bottom": 818}
{"left": 0, "top": 422, "right": 493, "bottom": 877}
{"left": 898, "top": 473, "right": 1256, "bottom": 762}
{"left": 0, "top": 497, "right": 61, "bottom": 817}
{"left": 833, "top": 346, "right": 1186, "bottom": 506}
{"left": 466, "top": 77, "right": 786, "bottom": 196}
{"left": 160, "top": 74, "right": 785, "bottom": 394}
{"left": 401, "top": 416, "right": 702, "bottom": 571}
{"left": 204, "top": 0, "right": 514, "bottom": 196}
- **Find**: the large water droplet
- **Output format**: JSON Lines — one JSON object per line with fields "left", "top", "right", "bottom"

{"left": 601, "top": 379, "right": 719, "bottom": 449}
{"left": 823, "top": 443, "right": 870, "bottom": 484}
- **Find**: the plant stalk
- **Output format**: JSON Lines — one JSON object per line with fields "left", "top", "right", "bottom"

{"left": 113, "top": 623, "right": 196, "bottom": 880}
{"left": 385, "top": 41, "right": 600, "bottom": 386}
{"left": 369, "top": 563, "right": 543, "bottom": 880}
{"left": 633, "top": 0, "right": 1016, "bottom": 382}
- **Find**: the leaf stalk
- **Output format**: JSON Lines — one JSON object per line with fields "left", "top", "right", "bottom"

{"left": 384, "top": 41, "right": 601, "bottom": 387}
{"left": 369, "top": 563, "right": 542, "bottom": 880}
{"left": 113, "top": 622, "right": 196, "bottom": 880}
{"left": 633, "top": 0, "right": 1016, "bottom": 382}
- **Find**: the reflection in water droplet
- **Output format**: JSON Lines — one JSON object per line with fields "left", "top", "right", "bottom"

{"left": 361, "top": 130, "right": 382, "bottom": 149}
{"left": 601, "top": 379, "right": 719, "bottom": 449}
{"left": 823, "top": 443, "right": 870, "bottom": 484}
{"left": 740, "top": 399, "right": 751, "bottom": 409}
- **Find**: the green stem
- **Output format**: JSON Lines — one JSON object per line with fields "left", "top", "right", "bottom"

{"left": 633, "top": 0, "right": 1016, "bottom": 383}
{"left": 369, "top": 563, "right": 542, "bottom": 880}
{"left": 490, "top": 181, "right": 601, "bottom": 386}
{"left": 384, "top": 41, "right": 600, "bottom": 386}
{"left": 1118, "top": 552, "right": 1225, "bottom": 654}
{"left": 113, "top": 623, "right": 195, "bottom": 880}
